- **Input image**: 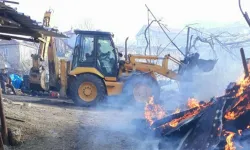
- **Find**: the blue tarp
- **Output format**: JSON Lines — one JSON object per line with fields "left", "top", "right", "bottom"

{"left": 9, "top": 74, "right": 23, "bottom": 89}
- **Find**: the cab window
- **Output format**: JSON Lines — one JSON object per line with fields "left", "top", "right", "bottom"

{"left": 72, "top": 34, "right": 81, "bottom": 69}
{"left": 97, "top": 37, "right": 116, "bottom": 76}
{"left": 79, "top": 35, "right": 94, "bottom": 62}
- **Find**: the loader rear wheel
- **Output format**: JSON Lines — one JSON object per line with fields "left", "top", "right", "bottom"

{"left": 123, "top": 74, "right": 160, "bottom": 104}
{"left": 70, "top": 74, "right": 106, "bottom": 107}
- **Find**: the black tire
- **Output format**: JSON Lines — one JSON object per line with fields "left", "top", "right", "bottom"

{"left": 122, "top": 73, "right": 160, "bottom": 104}
{"left": 69, "top": 73, "right": 106, "bottom": 107}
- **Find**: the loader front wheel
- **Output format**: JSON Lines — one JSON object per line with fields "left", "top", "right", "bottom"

{"left": 123, "top": 74, "right": 160, "bottom": 104}
{"left": 70, "top": 74, "right": 106, "bottom": 107}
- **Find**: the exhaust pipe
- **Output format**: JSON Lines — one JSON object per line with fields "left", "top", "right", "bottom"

{"left": 125, "top": 37, "right": 129, "bottom": 61}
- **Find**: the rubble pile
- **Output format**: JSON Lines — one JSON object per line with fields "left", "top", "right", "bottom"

{"left": 142, "top": 75, "right": 250, "bottom": 150}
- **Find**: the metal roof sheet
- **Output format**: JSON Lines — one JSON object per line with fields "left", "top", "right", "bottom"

{"left": 0, "top": 2, "right": 67, "bottom": 41}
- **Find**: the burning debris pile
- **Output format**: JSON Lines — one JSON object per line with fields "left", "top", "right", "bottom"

{"left": 141, "top": 49, "right": 250, "bottom": 150}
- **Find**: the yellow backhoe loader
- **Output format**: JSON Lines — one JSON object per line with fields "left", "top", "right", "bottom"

{"left": 26, "top": 10, "right": 217, "bottom": 107}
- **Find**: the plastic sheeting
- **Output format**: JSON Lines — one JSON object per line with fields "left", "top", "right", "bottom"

{"left": 9, "top": 74, "right": 23, "bottom": 89}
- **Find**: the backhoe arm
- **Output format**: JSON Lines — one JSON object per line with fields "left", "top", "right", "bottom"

{"left": 124, "top": 54, "right": 182, "bottom": 80}
{"left": 29, "top": 10, "right": 59, "bottom": 91}
{"left": 37, "top": 11, "right": 52, "bottom": 61}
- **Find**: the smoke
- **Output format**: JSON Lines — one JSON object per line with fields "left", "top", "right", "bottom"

{"left": 73, "top": 48, "right": 245, "bottom": 150}
{"left": 230, "top": 130, "right": 250, "bottom": 150}
{"left": 192, "top": 53, "right": 242, "bottom": 100}
{"left": 73, "top": 78, "right": 165, "bottom": 150}
{"left": 160, "top": 48, "right": 243, "bottom": 111}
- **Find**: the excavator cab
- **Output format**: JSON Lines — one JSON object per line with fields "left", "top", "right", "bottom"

{"left": 71, "top": 30, "right": 119, "bottom": 78}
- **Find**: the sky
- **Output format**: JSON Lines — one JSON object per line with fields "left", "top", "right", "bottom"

{"left": 12, "top": 0, "right": 250, "bottom": 43}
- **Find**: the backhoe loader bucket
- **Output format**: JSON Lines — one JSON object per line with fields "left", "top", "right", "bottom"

{"left": 179, "top": 53, "right": 217, "bottom": 74}
{"left": 196, "top": 59, "right": 218, "bottom": 72}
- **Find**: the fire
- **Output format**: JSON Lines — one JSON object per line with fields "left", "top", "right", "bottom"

{"left": 231, "top": 94, "right": 248, "bottom": 110}
{"left": 224, "top": 131, "right": 236, "bottom": 150}
{"left": 187, "top": 98, "right": 200, "bottom": 109}
{"left": 173, "top": 108, "right": 181, "bottom": 114}
{"left": 144, "top": 95, "right": 211, "bottom": 129}
{"left": 161, "top": 98, "right": 210, "bottom": 128}
{"left": 238, "top": 130, "right": 242, "bottom": 135}
{"left": 167, "top": 110, "right": 200, "bottom": 128}
{"left": 224, "top": 76, "right": 250, "bottom": 121}
{"left": 165, "top": 102, "right": 211, "bottom": 128}
{"left": 144, "top": 97, "right": 166, "bottom": 126}
{"left": 144, "top": 96, "right": 206, "bottom": 128}
{"left": 236, "top": 76, "right": 250, "bottom": 97}
{"left": 168, "top": 121, "right": 178, "bottom": 128}
{"left": 224, "top": 94, "right": 248, "bottom": 120}
{"left": 224, "top": 111, "right": 245, "bottom": 121}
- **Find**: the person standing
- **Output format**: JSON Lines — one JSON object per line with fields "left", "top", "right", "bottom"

{"left": 0, "top": 63, "right": 16, "bottom": 95}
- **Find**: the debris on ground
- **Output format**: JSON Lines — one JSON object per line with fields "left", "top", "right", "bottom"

{"left": 1, "top": 95, "right": 147, "bottom": 150}
{"left": 141, "top": 74, "right": 250, "bottom": 149}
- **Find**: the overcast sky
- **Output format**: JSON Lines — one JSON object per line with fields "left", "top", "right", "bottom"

{"left": 14, "top": 0, "right": 250, "bottom": 43}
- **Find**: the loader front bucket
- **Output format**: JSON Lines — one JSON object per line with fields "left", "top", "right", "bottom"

{"left": 196, "top": 59, "right": 218, "bottom": 72}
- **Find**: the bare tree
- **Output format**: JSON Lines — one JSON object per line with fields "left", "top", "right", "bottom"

{"left": 75, "top": 19, "right": 95, "bottom": 31}
{"left": 187, "top": 28, "right": 247, "bottom": 60}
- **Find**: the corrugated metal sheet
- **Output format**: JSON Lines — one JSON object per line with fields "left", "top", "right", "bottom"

{"left": 0, "top": 2, "right": 67, "bottom": 39}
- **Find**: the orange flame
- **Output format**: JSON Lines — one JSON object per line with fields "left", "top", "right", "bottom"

{"left": 224, "top": 111, "right": 245, "bottom": 121}
{"left": 162, "top": 98, "right": 210, "bottom": 128}
{"left": 236, "top": 76, "right": 250, "bottom": 97}
{"left": 238, "top": 130, "right": 242, "bottom": 136}
{"left": 144, "top": 96, "right": 209, "bottom": 128}
{"left": 187, "top": 98, "right": 200, "bottom": 109}
{"left": 224, "top": 75, "right": 250, "bottom": 121}
{"left": 165, "top": 102, "right": 211, "bottom": 128}
{"left": 224, "top": 131, "right": 236, "bottom": 150}
{"left": 224, "top": 94, "right": 248, "bottom": 120}
{"left": 173, "top": 108, "right": 181, "bottom": 114}
{"left": 167, "top": 110, "right": 200, "bottom": 128}
{"left": 144, "top": 97, "right": 166, "bottom": 126}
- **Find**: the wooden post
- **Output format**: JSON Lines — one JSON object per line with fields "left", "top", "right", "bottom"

{"left": 240, "top": 48, "right": 249, "bottom": 78}
{"left": 0, "top": 135, "right": 4, "bottom": 150}
{"left": 0, "top": 89, "right": 8, "bottom": 145}
{"left": 59, "top": 59, "right": 67, "bottom": 98}
{"left": 66, "top": 61, "right": 71, "bottom": 74}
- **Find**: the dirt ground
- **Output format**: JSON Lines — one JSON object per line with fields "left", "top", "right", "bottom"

{"left": 1, "top": 94, "right": 159, "bottom": 150}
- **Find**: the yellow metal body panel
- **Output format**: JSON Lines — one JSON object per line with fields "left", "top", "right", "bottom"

{"left": 69, "top": 67, "right": 104, "bottom": 78}
{"left": 104, "top": 77, "right": 117, "bottom": 81}
{"left": 123, "top": 54, "right": 181, "bottom": 80}
{"left": 105, "top": 81, "right": 123, "bottom": 96}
